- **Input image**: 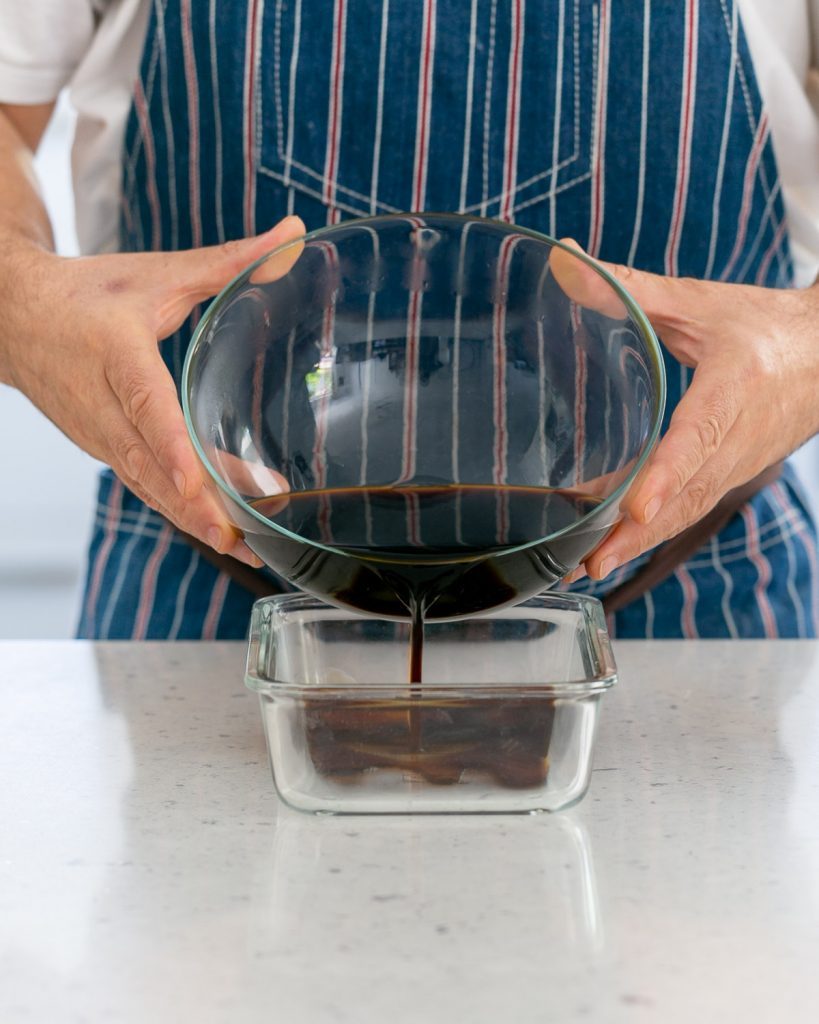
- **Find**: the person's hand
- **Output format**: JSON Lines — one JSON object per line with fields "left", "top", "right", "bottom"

{"left": 0, "top": 216, "right": 305, "bottom": 565}
{"left": 551, "top": 241, "right": 819, "bottom": 582}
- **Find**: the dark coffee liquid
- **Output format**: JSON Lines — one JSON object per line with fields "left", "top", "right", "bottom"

{"left": 408, "top": 601, "right": 424, "bottom": 752}
{"left": 248, "top": 484, "right": 605, "bottom": 622}
{"left": 248, "top": 484, "right": 603, "bottom": 788}
{"left": 303, "top": 695, "right": 555, "bottom": 788}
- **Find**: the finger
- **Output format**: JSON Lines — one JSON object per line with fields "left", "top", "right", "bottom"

{"left": 572, "top": 457, "right": 638, "bottom": 502}
{"left": 623, "top": 370, "right": 739, "bottom": 525}
{"left": 170, "top": 215, "right": 306, "bottom": 302}
{"left": 102, "top": 403, "right": 263, "bottom": 566}
{"left": 207, "top": 447, "right": 291, "bottom": 503}
{"left": 120, "top": 471, "right": 263, "bottom": 570}
{"left": 551, "top": 238, "right": 691, "bottom": 327}
{"left": 105, "top": 340, "right": 204, "bottom": 500}
{"left": 585, "top": 446, "right": 742, "bottom": 579}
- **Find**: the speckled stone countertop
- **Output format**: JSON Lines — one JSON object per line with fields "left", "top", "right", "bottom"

{"left": 1, "top": 640, "right": 818, "bottom": 1023}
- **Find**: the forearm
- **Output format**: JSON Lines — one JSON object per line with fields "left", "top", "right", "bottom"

{"left": 0, "top": 103, "right": 59, "bottom": 385}
{"left": 0, "top": 104, "right": 55, "bottom": 252}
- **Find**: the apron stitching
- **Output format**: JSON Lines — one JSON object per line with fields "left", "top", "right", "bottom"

{"left": 267, "top": 0, "right": 586, "bottom": 215}
{"left": 273, "top": 0, "right": 287, "bottom": 170}
{"left": 257, "top": 166, "right": 403, "bottom": 215}
{"left": 503, "top": 169, "right": 593, "bottom": 215}
{"left": 458, "top": 0, "right": 479, "bottom": 212}
{"left": 718, "top": 0, "right": 760, "bottom": 135}
{"left": 548, "top": 0, "right": 567, "bottom": 236}
{"left": 480, "top": 0, "right": 498, "bottom": 216}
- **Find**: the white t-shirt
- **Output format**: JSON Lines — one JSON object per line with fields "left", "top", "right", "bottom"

{"left": 1, "top": 0, "right": 818, "bottom": 285}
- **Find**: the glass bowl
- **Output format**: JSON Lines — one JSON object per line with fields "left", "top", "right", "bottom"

{"left": 184, "top": 213, "right": 664, "bottom": 620}
{"left": 245, "top": 592, "right": 617, "bottom": 814}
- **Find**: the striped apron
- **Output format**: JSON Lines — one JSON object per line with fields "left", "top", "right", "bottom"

{"left": 77, "top": 0, "right": 819, "bottom": 640}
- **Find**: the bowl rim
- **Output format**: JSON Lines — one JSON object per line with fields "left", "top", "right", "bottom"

{"left": 182, "top": 211, "right": 666, "bottom": 564}
{"left": 244, "top": 591, "right": 618, "bottom": 699}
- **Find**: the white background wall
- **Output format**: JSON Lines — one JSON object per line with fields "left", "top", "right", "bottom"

{"left": 2, "top": 98, "right": 819, "bottom": 639}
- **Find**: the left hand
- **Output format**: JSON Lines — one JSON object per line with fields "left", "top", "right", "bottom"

{"left": 551, "top": 243, "right": 819, "bottom": 582}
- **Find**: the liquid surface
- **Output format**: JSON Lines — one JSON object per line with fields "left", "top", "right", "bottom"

{"left": 252, "top": 483, "right": 596, "bottom": 557}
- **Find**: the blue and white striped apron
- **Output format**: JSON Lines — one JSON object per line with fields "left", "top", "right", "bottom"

{"left": 77, "top": 0, "right": 819, "bottom": 640}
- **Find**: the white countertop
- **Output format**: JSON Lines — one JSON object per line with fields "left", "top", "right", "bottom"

{"left": 1, "top": 640, "right": 818, "bottom": 1024}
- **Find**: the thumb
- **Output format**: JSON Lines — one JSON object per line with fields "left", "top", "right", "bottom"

{"left": 169, "top": 214, "right": 307, "bottom": 305}
{"left": 551, "top": 237, "right": 688, "bottom": 327}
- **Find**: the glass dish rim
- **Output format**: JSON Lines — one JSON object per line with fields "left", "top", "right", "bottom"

{"left": 244, "top": 591, "right": 618, "bottom": 700}
{"left": 183, "top": 211, "right": 666, "bottom": 565}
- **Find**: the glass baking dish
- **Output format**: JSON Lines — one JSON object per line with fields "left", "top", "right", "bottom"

{"left": 245, "top": 593, "right": 617, "bottom": 814}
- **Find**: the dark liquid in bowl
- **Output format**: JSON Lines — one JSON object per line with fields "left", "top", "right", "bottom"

{"left": 248, "top": 484, "right": 606, "bottom": 623}
{"left": 248, "top": 484, "right": 604, "bottom": 787}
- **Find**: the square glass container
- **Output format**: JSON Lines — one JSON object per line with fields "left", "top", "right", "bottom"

{"left": 245, "top": 593, "right": 617, "bottom": 814}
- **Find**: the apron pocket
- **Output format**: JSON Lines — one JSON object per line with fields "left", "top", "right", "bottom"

{"left": 256, "top": 0, "right": 596, "bottom": 219}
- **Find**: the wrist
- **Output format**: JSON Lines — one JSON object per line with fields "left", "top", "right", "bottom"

{"left": 784, "top": 281, "right": 819, "bottom": 442}
{"left": 0, "top": 239, "right": 59, "bottom": 387}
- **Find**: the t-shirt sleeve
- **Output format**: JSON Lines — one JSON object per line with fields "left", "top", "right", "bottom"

{"left": 0, "top": 2, "right": 102, "bottom": 103}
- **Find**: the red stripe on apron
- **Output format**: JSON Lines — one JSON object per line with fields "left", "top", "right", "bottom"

{"left": 84, "top": 477, "right": 125, "bottom": 628}
{"left": 399, "top": 217, "right": 427, "bottom": 484}
{"left": 133, "top": 81, "right": 162, "bottom": 250}
{"left": 674, "top": 563, "right": 699, "bottom": 638}
{"left": 664, "top": 0, "right": 698, "bottom": 278}
{"left": 132, "top": 525, "right": 174, "bottom": 639}
{"left": 740, "top": 503, "right": 779, "bottom": 638}
{"left": 755, "top": 216, "right": 787, "bottom": 286}
{"left": 570, "top": 302, "right": 586, "bottom": 486}
{"left": 500, "top": 0, "right": 524, "bottom": 223}
{"left": 181, "top": 0, "right": 202, "bottom": 249}
{"left": 406, "top": 488, "right": 422, "bottom": 547}
{"left": 719, "top": 113, "right": 770, "bottom": 281}
{"left": 311, "top": 240, "right": 339, "bottom": 542}
{"left": 412, "top": 0, "right": 436, "bottom": 211}
{"left": 324, "top": 0, "right": 347, "bottom": 224}
{"left": 243, "top": 0, "right": 262, "bottom": 235}
{"left": 202, "top": 571, "right": 230, "bottom": 639}
{"left": 493, "top": 234, "right": 522, "bottom": 543}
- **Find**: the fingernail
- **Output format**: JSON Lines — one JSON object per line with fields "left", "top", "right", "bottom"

{"left": 644, "top": 496, "right": 662, "bottom": 523}
{"left": 599, "top": 556, "right": 618, "bottom": 580}
{"left": 207, "top": 527, "right": 222, "bottom": 550}
{"left": 173, "top": 469, "right": 187, "bottom": 497}
{"left": 231, "top": 541, "right": 263, "bottom": 568}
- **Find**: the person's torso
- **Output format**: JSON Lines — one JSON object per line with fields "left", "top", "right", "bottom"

{"left": 122, "top": 0, "right": 792, "bottom": 428}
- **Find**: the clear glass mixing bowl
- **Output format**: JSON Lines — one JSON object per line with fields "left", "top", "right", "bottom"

{"left": 183, "top": 213, "right": 664, "bottom": 619}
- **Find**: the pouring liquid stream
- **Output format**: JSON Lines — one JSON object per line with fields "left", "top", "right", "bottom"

{"left": 247, "top": 484, "right": 605, "bottom": 771}
{"left": 408, "top": 597, "right": 426, "bottom": 752}
{"left": 248, "top": 483, "right": 605, "bottom": 647}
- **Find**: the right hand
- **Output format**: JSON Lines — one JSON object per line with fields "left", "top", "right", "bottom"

{"left": 0, "top": 215, "right": 306, "bottom": 565}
